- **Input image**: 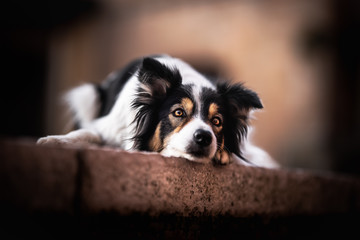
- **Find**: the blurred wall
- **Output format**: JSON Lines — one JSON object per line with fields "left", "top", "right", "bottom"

{"left": 3, "top": 0, "right": 359, "bottom": 174}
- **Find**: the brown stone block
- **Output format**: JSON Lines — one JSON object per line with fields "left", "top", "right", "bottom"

{"left": 1, "top": 138, "right": 359, "bottom": 219}
{"left": 1, "top": 139, "right": 360, "bottom": 238}
{"left": 0, "top": 139, "right": 78, "bottom": 213}
{"left": 78, "top": 147, "right": 360, "bottom": 217}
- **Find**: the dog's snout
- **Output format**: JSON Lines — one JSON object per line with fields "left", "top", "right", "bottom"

{"left": 193, "top": 129, "right": 212, "bottom": 147}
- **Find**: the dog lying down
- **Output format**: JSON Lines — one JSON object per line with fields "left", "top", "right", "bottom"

{"left": 38, "top": 55, "right": 278, "bottom": 168}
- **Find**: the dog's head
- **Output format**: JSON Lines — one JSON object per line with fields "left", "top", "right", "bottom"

{"left": 132, "top": 57, "right": 263, "bottom": 164}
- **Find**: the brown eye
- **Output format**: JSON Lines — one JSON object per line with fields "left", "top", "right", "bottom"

{"left": 173, "top": 108, "right": 185, "bottom": 117}
{"left": 212, "top": 117, "right": 222, "bottom": 126}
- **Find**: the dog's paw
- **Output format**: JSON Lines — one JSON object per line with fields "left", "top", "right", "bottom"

{"left": 37, "top": 136, "right": 76, "bottom": 146}
{"left": 214, "top": 149, "right": 232, "bottom": 165}
{"left": 38, "top": 129, "right": 102, "bottom": 147}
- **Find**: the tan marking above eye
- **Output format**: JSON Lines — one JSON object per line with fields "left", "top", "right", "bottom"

{"left": 208, "top": 103, "right": 219, "bottom": 119}
{"left": 170, "top": 98, "right": 194, "bottom": 117}
{"left": 181, "top": 98, "right": 194, "bottom": 115}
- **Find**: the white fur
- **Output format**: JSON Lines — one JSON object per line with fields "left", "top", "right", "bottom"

{"left": 238, "top": 127, "right": 279, "bottom": 168}
{"left": 92, "top": 56, "right": 216, "bottom": 150}
{"left": 37, "top": 129, "right": 102, "bottom": 146}
{"left": 91, "top": 75, "right": 138, "bottom": 149}
{"left": 65, "top": 84, "right": 100, "bottom": 128}
{"left": 241, "top": 142, "right": 279, "bottom": 168}
{"left": 38, "top": 56, "right": 278, "bottom": 168}
{"left": 161, "top": 118, "right": 217, "bottom": 163}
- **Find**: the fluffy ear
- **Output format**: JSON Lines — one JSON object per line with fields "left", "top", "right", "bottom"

{"left": 218, "top": 82, "right": 263, "bottom": 119}
{"left": 217, "top": 83, "right": 263, "bottom": 158}
{"left": 131, "top": 57, "right": 182, "bottom": 150}
{"left": 137, "top": 57, "right": 182, "bottom": 100}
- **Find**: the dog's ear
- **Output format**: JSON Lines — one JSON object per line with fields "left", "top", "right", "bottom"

{"left": 132, "top": 57, "right": 182, "bottom": 150}
{"left": 137, "top": 57, "right": 182, "bottom": 99}
{"left": 218, "top": 82, "right": 263, "bottom": 119}
{"left": 217, "top": 83, "right": 263, "bottom": 158}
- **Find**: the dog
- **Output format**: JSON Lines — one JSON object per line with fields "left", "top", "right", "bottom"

{"left": 38, "top": 55, "right": 278, "bottom": 168}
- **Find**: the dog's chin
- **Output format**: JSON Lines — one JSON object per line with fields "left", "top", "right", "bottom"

{"left": 182, "top": 154, "right": 211, "bottom": 164}
{"left": 160, "top": 148, "right": 213, "bottom": 163}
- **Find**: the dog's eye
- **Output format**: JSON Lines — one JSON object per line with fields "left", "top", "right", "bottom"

{"left": 173, "top": 108, "right": 185, "bottom": 117}
{"left": 211, "top": 117, "right": 222, "bottom": 127}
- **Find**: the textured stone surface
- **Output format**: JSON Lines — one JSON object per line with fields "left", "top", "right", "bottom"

{"left": 0, "top": 139, "right": 78, "bottom": 213}
{"left": 0, "top": 138, "right": 359, "bottom": 238}
{"left": 78, "top": 147, "right": 360, "bottom": 217}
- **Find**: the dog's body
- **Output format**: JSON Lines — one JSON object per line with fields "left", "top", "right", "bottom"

{"left": 38, "top": 55, "right": 278, "bottom": 168}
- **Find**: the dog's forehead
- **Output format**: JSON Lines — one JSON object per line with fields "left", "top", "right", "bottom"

{"left": 154, "top": 56, "right": 221, "bottom": 116}
{"left": 164, "top": 84, "right": 220, "bottom": 129}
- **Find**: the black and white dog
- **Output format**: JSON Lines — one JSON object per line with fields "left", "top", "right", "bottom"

{"left": 38, "top": 55, "right": 278, "bottom": 168}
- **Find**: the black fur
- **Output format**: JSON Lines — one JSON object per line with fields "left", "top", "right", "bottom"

{"left": 131, "top": 58, "right": 263, "bottom": 160}
{"left": 199, "top": 87, "right": 225, "bottom": 155}
{"left": 217, "top": 83, "right": 263, "bottom": 159}
{"left": 96, "top": 55, "right": 168, "bottom": 117}
{"left": 96, "top": 58, "right": 142, "bottom": 117}
{"left": 137, "top": 57, "right": 182, "bottom": 98}
{"left": 101, "top": 56, "right": 263, "bottom": 162}
{"left": 199, "top": 87, "right": 221, "bottom": 120}
{"left": 131, "top": 58, "right": 183, "bottom": 150}
{"left": 157, "top": 87, "right": 194, "bottom": 145}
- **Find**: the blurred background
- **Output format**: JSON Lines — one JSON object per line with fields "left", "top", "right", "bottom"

{"left": 1, "top": 0, "right": 359, "bottom": 175}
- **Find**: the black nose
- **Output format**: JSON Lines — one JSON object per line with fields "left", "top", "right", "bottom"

{"left": 193, "top": 129, "right": 212, "bottom": 147}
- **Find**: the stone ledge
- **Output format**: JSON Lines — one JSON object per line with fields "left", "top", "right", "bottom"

{"left": 0, "top": 138, "right": 359, "bottom": 238}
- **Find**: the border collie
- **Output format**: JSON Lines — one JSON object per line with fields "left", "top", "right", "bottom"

{"left": 38, "top": 55, "right": 278, "bottom": 168}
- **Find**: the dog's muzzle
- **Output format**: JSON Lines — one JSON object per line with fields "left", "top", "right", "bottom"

{"left": 185, "top": 129, "right": 214, "bottom": 158}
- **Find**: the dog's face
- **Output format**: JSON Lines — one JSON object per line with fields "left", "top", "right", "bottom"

{"left": 132, "top": 57, "right": 263, "bottom": 164}
{"left": 148, "top": 88, "right": 224, "bottom": 163}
